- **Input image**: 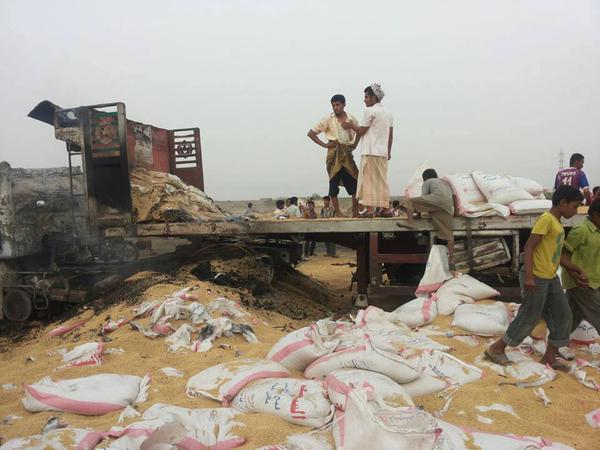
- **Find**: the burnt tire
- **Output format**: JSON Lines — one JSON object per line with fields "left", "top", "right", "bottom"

{"left": 3, "top": 288, "right": 32, "bottom": 322}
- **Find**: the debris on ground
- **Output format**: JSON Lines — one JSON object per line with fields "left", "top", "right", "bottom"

{"left": 0, "top": 252, "right": 598, "bottom": 449}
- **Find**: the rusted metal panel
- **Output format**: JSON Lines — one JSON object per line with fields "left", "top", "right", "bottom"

{"left": 169, "top": 128, "right": 204, "bottom": 191}
{"left": 127, "top": 121, "right": 153, "bottom": 169}
{"left": 152, "top": 127, "right": 170, "bottom": 173}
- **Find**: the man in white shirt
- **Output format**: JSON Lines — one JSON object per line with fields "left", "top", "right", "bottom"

{"left": 307, "top": 94, "right": 360, "bottom": 217}
{"left": 286, "top": 196, "right": 302, "bottom": 218}
{"left": 342, "top": 83, "right": 393, "bottom": 217}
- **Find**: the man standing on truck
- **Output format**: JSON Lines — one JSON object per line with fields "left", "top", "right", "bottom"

{"left": 555, "top": 153, "right": 592, "bottom": 204}
{"left": 341, "top": 83, "right": 393, "bottom": 217}
{"left": 308, "top": 94, "right": 360, "bottom": 217}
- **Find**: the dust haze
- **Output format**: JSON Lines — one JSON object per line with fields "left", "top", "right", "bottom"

{"left": 0, "top": 0, "right": 599, "bottom": 200}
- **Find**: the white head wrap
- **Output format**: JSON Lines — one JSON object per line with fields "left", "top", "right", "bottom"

{"left": 370, "top": 83, "right": 385, "bottom": 101}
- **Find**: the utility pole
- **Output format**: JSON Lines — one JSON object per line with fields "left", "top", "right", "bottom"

{"left": 558, "top": 149, "right": 565, "bottom": 170}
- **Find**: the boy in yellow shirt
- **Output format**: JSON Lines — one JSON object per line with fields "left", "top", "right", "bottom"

{"left": 486, "top": 185, "right": 585, "bottom": 371}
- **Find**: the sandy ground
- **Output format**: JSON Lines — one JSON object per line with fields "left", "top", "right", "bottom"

{"left": 0, "top": 252, "right": 599, "bottom": 449}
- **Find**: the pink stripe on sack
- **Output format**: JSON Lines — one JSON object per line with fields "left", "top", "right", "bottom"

{"left": 24, "top": 384, "right": 125, "bottom": 415}
{"left": 76, "top": 431, "right": 105, "bottom": 450}
{"left": 269, "top": 338, "right": 313, "bottom": 362}
{"left": 335, "top": 409, "right": 346, "bottom": 447}
{"left": 48, "top": 320, "right": 86, "bottom": 337}
{"left": 570, "top": 338, "right": 596, "bottom": 346}
{"left": 304, "top": 344, "right": 368, "bottom": 374}
{"left": 416, "top": 282, "right": 444, "bottom": 295}
{"left": 105, "top": 427, "right": 156, "bottom": 439}
{"left": 421, "top": 294, "right": 437, "bottom": 322}
{"left": 210, "top": 437, "right": 247, "bottom": 450}
{"left": 223, "top": 370, "right": 289, "bottom": 406}
{"left": 591, "top": 409, "right": 600, "bottom": 426}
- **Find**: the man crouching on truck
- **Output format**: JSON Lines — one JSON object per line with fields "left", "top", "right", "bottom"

{"left": 485, "top": 185, "right": 585, "bottom": 371}
{"left": 399, "top": 169, "right": 455, "bottom": 266}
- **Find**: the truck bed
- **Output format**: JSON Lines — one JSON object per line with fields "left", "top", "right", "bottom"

{"left": 133, "top": 214, "right": 586, "bottom": 237}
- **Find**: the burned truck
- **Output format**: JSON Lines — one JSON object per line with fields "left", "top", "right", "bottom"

{"left": 0, "top": 101, "right": 204, "bottom": 321}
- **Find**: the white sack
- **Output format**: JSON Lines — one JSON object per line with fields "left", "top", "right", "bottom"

{"left": 442, "top": 173, "right": 486, "bottom": 208}
{"left": 186, "top": 358, "right": 289, "bottom": 405}
{"left": 305, "top": 339, "right": 423, "bottom": 384}
{"left": 0, "top": 428, "right": 104, "bottom": 450}
{"left": 255, "top": 432, "right": 333, "bottom": 450}
{"left": 267, "top": 319, "right": 340, "bottom": 371}
{"left": 509, "top": 199, "right": 552, "bottom": 215}
{"left": 435, "top": 419, "right": 574, "bottom": 450}
{"left": 436, "top": 274, "right": 500, "bottom": 315}
{"left": 354, "top": 306, "right": 411, "bottom": 332}
{"left": 472, "top": 171, "right": 533, "bottom": 205}
{"left": 22, "top": 373, "right": 150, "bottom": 415}
{"left": 332, "top": 388, "right": 439, "bottom": 450}
{"left": 232, "top": 378, "right": 333, "bottom": 428}
{"left": 415, "top": 245, "right": 452, "bottom": 295}
{"left": 452, "top": 302, "right": 509, "bottom": 336}
{"left": 391, "top": 295, "right": 438, "bottom": 328}
{"left": 402, "top": 351, "right": 483, "bottom": 397}
{"left": 509, "top": 176, "right": 545, "bottom": 197}
{"left": 60, "top": 342, "right": 104, "bottom": 368}
{"left": 326, "top": 369, "right": 414, "bottom": 410}
{"left": 570, "top": 320, "right": 599, "bottom": 345}
{"left": 106, "top": 403, "right": 245, "bottom": 450}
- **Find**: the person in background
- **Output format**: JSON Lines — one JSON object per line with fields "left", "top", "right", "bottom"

{"left": 391, "top": 200, "right": 402, "bottom": 217}
{"left": 555, "top": 153, "right": 592, "bottom": 204}
{"left": 399, "top": 169, "right": 455, "bottom": 264}
{"left": 341, "top": 83, "right": 393, "bottom": 217}
{"left": 561, "top": 198, "right": 600, "bottom": 339}
{"left": 303, "top": 200, "right": 318, "bottom": 258}
{"left": 287, "top": 196, "right": 302, "bottom": 219}
{"left": 593, "top": 186, "right": 600, "bottom": 201}
{"left": 308, "top": 94, "right": 360, "bottom": 217}
{"left": 485, "top": 185, "right": 585, "bottom": 371}
{"left": 273, "top": 200, "right": 288, "bottom": 220}
{"left": 320, "top": 195, "right": 337, "bottom": 257}
{"left": 243, "top": 202, "right": 254, "bottom": 216}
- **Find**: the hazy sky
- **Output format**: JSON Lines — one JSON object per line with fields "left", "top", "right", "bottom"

{"left": 1, "top": 0, "right": 599, "bottom": 200}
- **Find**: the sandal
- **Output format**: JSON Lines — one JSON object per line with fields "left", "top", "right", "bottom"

{"left": 543, "top": 358, "right": 571, "bottom": 373}
{"left": 485, "top": 349, "right": 510, "bottom": 365}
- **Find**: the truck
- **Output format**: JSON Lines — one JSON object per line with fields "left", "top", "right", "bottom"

{"left": 1, "top": 100, "right": 585, "bottom": 321}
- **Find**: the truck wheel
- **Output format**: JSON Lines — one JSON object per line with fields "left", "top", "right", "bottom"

{"left": 3, "top": 288, "right": 32, "bottom": 322}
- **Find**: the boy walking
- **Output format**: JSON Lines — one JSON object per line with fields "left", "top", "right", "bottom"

{"left": 486, "top": 185, "right": 584, "bottom": 371}
{"left": 562, "top": 199, "right": 600, "bottom": 335}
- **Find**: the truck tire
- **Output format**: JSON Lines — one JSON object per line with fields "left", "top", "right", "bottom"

{"left": 2, "top": 288, "right": 32, "bottom": 322}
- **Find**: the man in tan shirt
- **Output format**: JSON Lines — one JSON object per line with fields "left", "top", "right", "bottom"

{"left": 307, "top": 94, "right": 360, "bottom": 217}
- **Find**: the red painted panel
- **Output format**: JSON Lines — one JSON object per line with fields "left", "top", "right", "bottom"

{"left": 151, "top": 127, "right": 170, "bottom": 173}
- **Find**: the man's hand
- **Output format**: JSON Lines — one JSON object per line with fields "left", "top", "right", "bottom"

{"left": 388, "top": 152, "right": 391, "bottom": 161}
{"left": 524, "top": 275, "right": 537, "bottom": 293}
{"left": 326, "top": 141, "right": 337, "bottom": 149}
{"left": 570, "top": 267, "right": 589, "bottom": 288}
